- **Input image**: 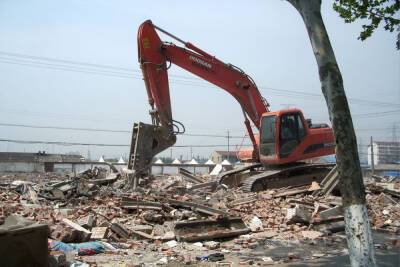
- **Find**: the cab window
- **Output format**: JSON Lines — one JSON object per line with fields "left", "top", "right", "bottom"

{"left": 260, "top": 115, "right": 277, "bottom": 157}
{"left": 261, "top": 116, "right": 276, "bottom": 143}
{"left": 279, "top": 113, "right": 306, "bottom": 157}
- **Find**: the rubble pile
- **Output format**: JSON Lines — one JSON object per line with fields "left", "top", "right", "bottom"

{"left": 366, "top": 180, "right": 400, "bottom": 232}
{"left": 0, "top": 168, "right": 399, "bottom": 266}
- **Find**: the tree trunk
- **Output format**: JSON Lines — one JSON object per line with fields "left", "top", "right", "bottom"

{"left": 286, "top": 0, "right": 376, "bottom": 266}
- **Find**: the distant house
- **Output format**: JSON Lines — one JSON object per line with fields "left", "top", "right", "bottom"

{"left": 367, "top": 141, "right": 400, "bottom": 165}
{"left": 210, "top": 151, "right": 239, "bottom": 164}
{"left": 0, "top": 152, "right": 84, "bottom": 173}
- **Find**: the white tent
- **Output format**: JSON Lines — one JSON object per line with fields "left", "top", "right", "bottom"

{"left": 221, "top": 159, "right": 232, "bottom": 166}
{"left": 188, "top": 158, "right": 198, "bottom": 165}
{"left": 210, "top": 164, "right": 223, "bottom": 176}
{"left": 154, "top": 158, "right": 164, "bottom": 164}
{"left": 118, "top": 156, "right": 125, "bottom": 164}
{"left": 205, "top": 159, "right": 215, "bottom": 165}
{"left": 172, "top": 158, "right": 181, "bottom": 164}
{"left": 98, "top": 156, "right": 105, "bottom": 162}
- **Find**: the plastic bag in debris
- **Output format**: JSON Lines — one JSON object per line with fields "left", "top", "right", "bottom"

{"left": 196, "top": 253, "right": 225, "bottom": 262}
{"left": 49, "top": 240, "right": 105, "bottom": 256}
{"left": 70, "top": 261, "right": 90, "bottom": 267}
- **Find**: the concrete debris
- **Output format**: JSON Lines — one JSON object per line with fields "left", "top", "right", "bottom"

{"left": 62, "top": 218, "right": 92, "bottom": 241}
{"left": 49, "top": 251, "right": 67, "bottom": 267}
{"left": 300, "top": 230, "right": 323, "bottom": 239}
{"left": 188, "top": 181, "right": 217, "bottom": 191}
{"left": 78, "top": 215, "right": 96, "bottom": 229}
{"left": 204, "top": 240, "right": 220, "bottom": 249}
{"left": 178, "top": 168, "right": 205, "bottom": 183}
{"left": 90, "top": 227, "right": 108, "bottom": 240}
{"left": 318, "top": 205, "right": 343, "bottom": 221}
{"left": 210, "top": 164, "right": 223, "bottom": 176}
{"left": 0, "top": 168, "right": 398, "bottom": 266}
{"left": 161, "top": 231, "right": 175, "bottom": 241}
{"left": 286, "top": 204, "right": 312, "bottom": 224}
{"left": 249, "top": 216, "right": 263, "bottom": 232}
{"left": 110, "top": 223, "right": 130, "bottom": 239}
{"left": 0, "top": 215, "right": 49, "bottom": 267}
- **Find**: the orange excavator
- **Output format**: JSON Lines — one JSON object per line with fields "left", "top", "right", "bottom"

{"left": 129, "top": 20, "right": 335, "bottom": 191}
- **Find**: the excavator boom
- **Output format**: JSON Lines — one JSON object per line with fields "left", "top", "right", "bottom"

{"left": 138, "top": 20, "right": 269, "bottom": 150}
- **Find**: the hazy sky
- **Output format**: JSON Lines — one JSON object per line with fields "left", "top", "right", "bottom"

{"left": 0, "top": 0, "right": 399, "bottom": 161}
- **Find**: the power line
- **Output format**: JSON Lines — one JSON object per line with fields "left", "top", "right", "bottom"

{"left": 0, "top": 138, "right": 251, "bottom": 148}
{"left": 1, "top": 50, "right": 399, "bottom": 108}
{"left": 2, "top": 121, "right": 398, "bottom": 136}
{"left": 352, "top": 109, "right": 400, "bottom": 118}
{"left": 260, "top": 86, "right": 400, "bottom": 108}
{"left": 0, "top": 51, "right": 201, "bottom": 81}
{"left": 356, "top": 127, "right": 398, "bottom": 132}
{"left": 0, "top": 122, "right": 246, "bottom": 138}
{"left": 0, "top": 122, "right": 130, "bottom": 133}
{"left": 0, "top": 51, "right": 140, "bottom": 73}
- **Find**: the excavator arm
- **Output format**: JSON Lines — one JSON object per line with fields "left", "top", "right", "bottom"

{"left": 138, "top": 20, "right": 269, "bottom": 154}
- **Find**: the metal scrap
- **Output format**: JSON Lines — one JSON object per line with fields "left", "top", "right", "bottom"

{"left": 121, "top": 197, "right": 165, "bottom": 211}
{"left": 174, "top": 217, "right": 250, "bottom": 242}
{"left": 167, "top": 199, "right": 229, "bottom": 217}
{"left": 178, "top": 168, "right": 205, "bottom": 184}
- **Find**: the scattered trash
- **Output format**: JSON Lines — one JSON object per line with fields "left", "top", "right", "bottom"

{"left": 49, "top": 240, "right": 105, "bottom": 256}
{"left": 249, "top": 216, "right": 263, "bottom": 232}
{"left": 261, "top": 256, "right": 274, "bottom": 264}
{"left": 196, "top": 252, "right": 225, "bottom": 262}
{"left": 165, "top": 240, "right": 178, "bottom": 248}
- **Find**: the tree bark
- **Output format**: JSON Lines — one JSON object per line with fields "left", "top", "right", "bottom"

{"left": 286, "top": 1, "right": 376, "bottom": 266}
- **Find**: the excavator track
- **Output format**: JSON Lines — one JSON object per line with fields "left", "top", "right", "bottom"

{"left": 219, "top": 163, "right": 335, "bottom": 192}
{"left": 218, "top": 163, "right": 262, "bottom": 188}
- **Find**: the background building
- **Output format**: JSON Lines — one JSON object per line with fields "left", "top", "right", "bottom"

{"left": 367, "top": 141, "right": 400, "bottom": 166}
{"left": 0, "top": 152, "right": 84, "bottom": 173}
{"left": 210, "top": 151, "right": 239, "bottom": 164}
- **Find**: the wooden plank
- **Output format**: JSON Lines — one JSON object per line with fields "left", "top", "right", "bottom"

{"left": 274, "top": 186, "right": 310, "bottom": 197}
{"left": 62, "top": 218, "right": 91, "bottom": 234}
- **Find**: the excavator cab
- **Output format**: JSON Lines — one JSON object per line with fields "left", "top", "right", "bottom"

{"left": 259, "top": 109, "right": 334, "bottom": 165}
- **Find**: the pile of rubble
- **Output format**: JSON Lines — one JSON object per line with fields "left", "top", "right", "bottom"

{"left": 0, "top": 167, "right": 399, "bottom": 266}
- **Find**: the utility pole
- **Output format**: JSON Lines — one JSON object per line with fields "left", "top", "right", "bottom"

{"left": 227, "top": 130, "right": 230, "bottom": 163}
{"left": 392, "top": 124, "right": 397, "bottom": 143}
{"left": 87, "top": 147, "right": 91, "bottom": 161}
{"left": 190, "top": 146, "right": 193, "bottom": 159}
{"left": 370, "top": 136, "right": 375, "bottom": 175}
